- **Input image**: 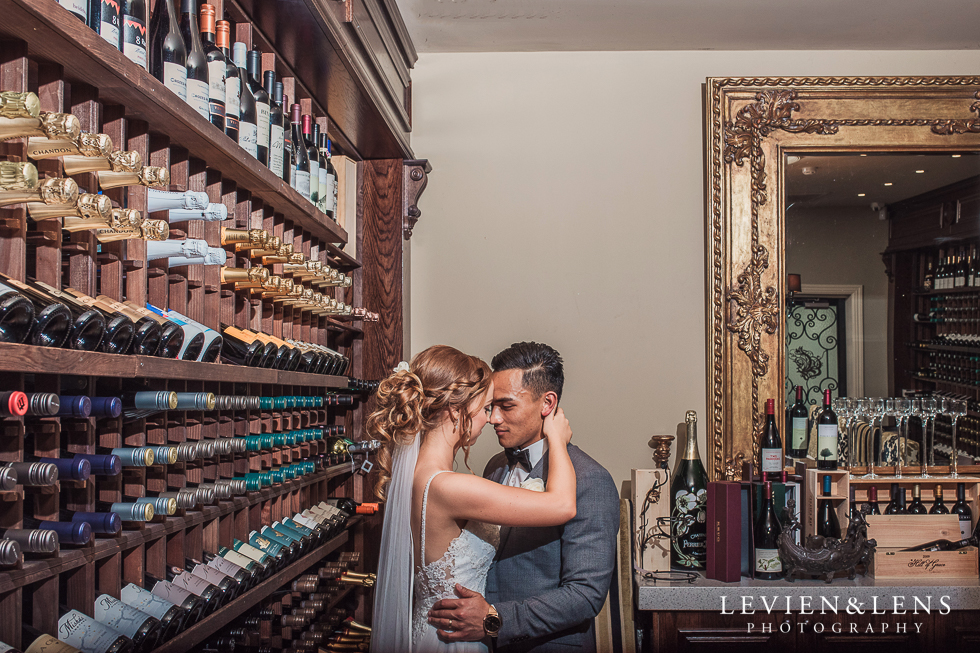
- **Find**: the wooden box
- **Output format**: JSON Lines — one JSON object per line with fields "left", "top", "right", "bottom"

{"left": 804, "top": 468, "right": 849, "bottom": 539}
{"left": 866, "top": 514, "right": 979, "bottom": 579}
{"left": 849, "top": 477, "right": 980, "bottom": 538}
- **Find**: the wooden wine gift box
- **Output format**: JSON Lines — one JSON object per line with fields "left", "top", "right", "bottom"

{"left": 866, "top": 514, "right": 979, "bottom": 579}
{"left": 804, "top": 468, "right": 849, "bottom": 540}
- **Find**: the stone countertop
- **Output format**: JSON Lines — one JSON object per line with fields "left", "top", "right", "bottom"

{"left": 635, "top": 573, "right": 980, "bottom": 611}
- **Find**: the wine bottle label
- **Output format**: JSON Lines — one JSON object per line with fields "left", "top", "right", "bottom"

{"left": 169, "top": 570, "right": 212, "bottom": 596}
{"left": 318, "top": 167, "right": 328, "bottom": 210}
{"left": 294, "top": 169, "right": 311, "bottom": 200}
{"left": 239, "top": 121, "right": 258, "bottom": 157}
{"left": 269, "top": 125, "right": 285, "bottom": 178}
{"left": 122, "top": 15, "right": 148, "bottom": 70}
{"left": 324, "top": 173, "right": 337, "bottom": 213}
{"left": 58, "top": 610, "right": 122, "bottom": 653}
{"left": 761, "top": 448, "right": 782, "bottom": 473}
{"left": 164, "top": 62, "right": 188, "bottom": 101}
{"left": 817, "top": 424, "right": 838, "bottom": 461}
{"left": 150, "top": 580, "right": 195, "bottom": 606}
{"left": 755, "top": 547, "right": 782, "bottom": 573}
{"left": 207, "top": 554, "right": 245, "bottom": 578}
{"left": 309, "top": 160, "right": 320, "bottom": 204}
{"left": 0, "top": 642, "right": 15, "bottom": 652}
{"left": 120, "top": 584, "right": 176, "bottom": 622}
{"left": 225, "top": 77, "right": 241, "bottom": 124}
{"left": 192, "top": 563, "right": 231, "bottom": 586}
{"left": 95, "top": 594, "right": 149, "bottom": 639}
{"left": 187, "top": 79, "right": 211, "bottom": 120}
{"left": 791, "top": 417, "right": 807, "bottom": 449}
{"left": 98, "top": 0, "right": 121, "bottom": 48}
{"left": 256, "top": 103, "right": 270, "bottom": 149}
{"left": 25, "top": 634, "right": 80, "bottom": 653}
{"left": 58, "top": 0, "right": 88, "bottom": 20}
{"left": 960, "top": 515, "right": 971, "bottom": 539}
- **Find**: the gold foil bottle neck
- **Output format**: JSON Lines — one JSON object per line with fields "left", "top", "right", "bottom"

{"left": 261, "top": 276, "right": 283, "bottom": 293}
{"left": 140, "top": 166, "right": 169, "bottom": 188}
{"left": 140, "top": 219, "right": 170, "bottom": 241}
{"left": 75, "top": 132, "right": 114, "bottom": 158}
{"left": 220, "top": 227, "right": 250, "bottom": 245}
{"left": 39, "top": 112, "right": 81, "bottom": 141}
{"left": 0, "top": 161, "right": 38, "bottom": 191}
{"left": 37, "top": 177, "right": 79, "bottom": 205}
{"left": 221, "top": 266, "right": 270, "bottom": 284}
{"left": 107, "top": 149, "right": 142, "bottom": 172}
{"left": 77, "top": 193, "right": 113, "bottom": 220}
{"left": 0, "top": 91, "right": 40, "bottom": 119}
{"left": 110, "top": 208, "right": 142, "bottom": 229}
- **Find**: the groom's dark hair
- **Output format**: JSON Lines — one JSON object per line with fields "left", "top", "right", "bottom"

{"left": 491, "top": 342, "right": 564, "bottom": 403}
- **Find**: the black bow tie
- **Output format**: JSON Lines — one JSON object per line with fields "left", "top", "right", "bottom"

{"left": 505, "top": 447, "right": 532, "bottom": 471}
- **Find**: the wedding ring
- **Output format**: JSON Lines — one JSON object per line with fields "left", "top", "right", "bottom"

{"left": 448, "top": 619, "right": 453, "bottom": 629}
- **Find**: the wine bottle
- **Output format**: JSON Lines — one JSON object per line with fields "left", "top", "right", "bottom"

{"left": 219, "top": 324, "right": 269, "bottom": 367}
{"left": 166, "top": 204, "right": 228, "bottom": 222}
{"left": 21, "top": 453, "right": 89, "bottom": 481}
{"left": 865, "top": 485, "right": 881, "bottom": 515}
{"left": 20, "top": 624, "right": 82, "bottom": 653}
{"left": 149, "top": 0, "right": 187, "bottom": 100}
{"left": 162, "top": 309, "right": 222, "bottom": 363}
{"left": 94, "top": 447, "right": 153, "bottom": 467}
{"left": 118, "top": 584, "right": 188, "bottom": 639}
{"left": 302, "top": 115, "right": 319, "bottom": 207}
{"left": 266, "top": 73, "right": 284, "bottom": 179}
{"left": 3, "top": 460, "right": 58, "bottom": 486}
{"left": 207, "top": 548, "right": 266, "bottom": 581}
{"left": 258, "top": 525, "right": 301, "bottom": 556}
{"left": 132, "top": 495, "right": 177, "bottom": 517}
{"left": 142, "top": 303, "right": 204, "bottom": 361}
{"left": 119, "top": 302, "right": 184, "bottom": 358}
{"left": 885, "top": 486, "right": 907, "bottom": 515}
{"left": 94, "top": 593, "right": 162, "bottom": 652}
{"left": 816, "top": 474, "right": 841, "bottom": 539}
{"left": 121, "top": 0, "right": 148, "bottom": 70}
{"left": 72, "top": 453, "right": 122, "bottom": 476}
{"left": 788, "top": 385, "right": 808, "bottom": 457}
{"left": 902, "top": 533, "right": 979, "bottom": 552}
{"left": 282, "top": 92, "right": 293, "bottom": 184}
{"left": 289, "top": 105, "right": 311, "bottom": 200}
{"left": 196, "top": 553, "right": 251, "bottom": 587}
{"left": 246, "top": 50, "right": 271, "bottom": 166}
{"left": 930, "top": 484, "right": 950, "bottom": 514}
{"left": 0, "top": 539, "right": 19, "bottom": 566}
{"left": 312, "top": 125, "right": 327, "bottom": 213}
{"left": 58, "top": 0, "right": 88, "bottom": 21}
{"left": 178, "top": 0, "right": 208, "bottom": 120}
{"left": 228, "top": 540, "right": 275, "bottom": 570}
{"left": 21, "top": 517, "right": 92, "bottom": 546}
{"left": 140, "top": 576, "right": 205, "bottom": 625}
{"left": 0, "top": 282, "right": 35, "bottom": 345}
{"left": 90, "top": 0, "right": 122, "bottom": 51}
{"left": 57, "top": 605, "right": 134, "bottom": 653}
{"left": 322, "top": 137, "right": 338, "bottom": 219}
{"left": 152, "top": 567, "right": 223, "bottom": 613}
{"left": 231, "top": 43, "right": 257, "bottom": 158}
{"left": 951, "top": 482, "right": 973, "bottom": 539}
{"left": 0, "top": 528, "right": 58, "bottom": 553}
{"left": 62, "top": 509, "right": 122, "bottom": 535}
{"left": 760, "top": 398, "right": 782, "bottom": 481}
{"left": 815, "top": 389, "right": 838, "bottom": 470}
{"left": 197, "top": 3, "right": 225, "bottom": 130}
{"left": 95, "top": 501, "right": 154, "bottom": 521}
{"left": 753, "top": 482, "right": 783, "bottom": 580}
{"left": 907, "top": 484, "right": 928, "bottom": 515}
{"left": 72, "top": 294, "right": 162, "bottom": 356}
{"left": 0, "top": 280, "right": 71, "bottom": 349}
{"left": 0, "top": 390, "right": 25, "bottom": 417}
{"left": 669, "top": 410, "right": 708, "bottom": 570}
{"left": 26, "top": 279, "right": 132, "bottom": 355}
{"left": 183, "top": 560, "right": 240, "bottom": 598}
{"left": 216, "top": 21, "right": 239, "bottom": 141}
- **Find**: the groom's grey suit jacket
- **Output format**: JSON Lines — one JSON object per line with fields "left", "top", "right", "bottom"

{"left": 483, "top": 443, "right": 619, "bottom": 652}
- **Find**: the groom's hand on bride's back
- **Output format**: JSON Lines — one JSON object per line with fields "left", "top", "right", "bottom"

{"left": 428, "top": 583, "right": 490, "bottom": 642}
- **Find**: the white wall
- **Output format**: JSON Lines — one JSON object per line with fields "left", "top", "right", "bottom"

{"left": 408, "top": 50, "right": 980, "bottom": 489}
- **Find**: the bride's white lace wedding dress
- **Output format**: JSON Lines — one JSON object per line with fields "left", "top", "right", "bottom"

{"left": 412, "top": 471, "right": 500, "bottom": 653}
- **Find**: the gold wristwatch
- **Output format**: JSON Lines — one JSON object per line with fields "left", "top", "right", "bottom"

{"left": 484, "top": 604, "right": 501, "bottom": 638}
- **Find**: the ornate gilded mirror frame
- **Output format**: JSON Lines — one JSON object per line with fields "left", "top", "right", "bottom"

{"left": 704, "top": 76, "right": 980, "bottom": 482}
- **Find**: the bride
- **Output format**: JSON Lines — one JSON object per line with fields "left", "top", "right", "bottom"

{"left": 368, "top": 345, "right": 576, "bottom": 652}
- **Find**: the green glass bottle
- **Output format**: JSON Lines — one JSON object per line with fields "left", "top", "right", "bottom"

{"left": 670, "top": 410, "right": 708, "bottom": 569}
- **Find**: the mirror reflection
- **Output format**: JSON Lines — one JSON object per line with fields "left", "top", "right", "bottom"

{"left": 785, "top": 152, "right": 980, "bottom": 472}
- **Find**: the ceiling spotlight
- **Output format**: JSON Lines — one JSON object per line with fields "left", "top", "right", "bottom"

{"left": 952, "top": 154, "right": 962, "bottom": 158}
{"left": 858, "top": 193, "right": 866, "bottom": 197}
{"left": 883, "top": 182, "right": 893, "bottom": 186}
{"left": 915, "top": 170, "right": 925, "bottom": 173}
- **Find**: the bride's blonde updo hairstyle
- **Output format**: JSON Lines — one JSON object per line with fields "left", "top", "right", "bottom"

{"left": 369, "top": 345, "right": 492, "bottom": 500}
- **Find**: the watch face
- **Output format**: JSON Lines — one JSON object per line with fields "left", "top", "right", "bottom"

{"left": 484, "top": 614, "right": 502, "bottom": 634}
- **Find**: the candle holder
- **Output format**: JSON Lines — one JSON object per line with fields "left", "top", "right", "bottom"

{"left": 649, "top": 434, "right": 674, "bottom": 470}
{"left": 635, "top": 435, "right": 676, "bottom": 571}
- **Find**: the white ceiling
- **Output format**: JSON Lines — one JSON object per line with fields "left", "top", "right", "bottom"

{"left": 395, "top": 0, "right": 980, "bottom": 53}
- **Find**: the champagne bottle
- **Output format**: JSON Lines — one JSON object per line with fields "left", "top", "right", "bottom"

{"left": 266, "top": 73, "right": 284, "bottom": 179}
{"left": 302, "top": 115, "right": 319, "bottom": 207}
{"left": 149, "top": 0, "right": 187, "bottom": 100}
{"left": 161, "top": 309, "right": 222, "bottom": 363}
{"left": 26, "top": 279, "right": 132, "bottom": 355}
{"left": 321, "top": 137, "right": 338, "bottom": 219}
{"left": 231, "top": 43, "right": 257, "bottom": 158}
{"left": 142, "top": 303, "right": 204, "bottom": 361}
{"left": 26, "top": 131, "right": 113, "bottom": 161}
{"left": 121, "top": 0, "right": 148, "bottom": 70}
{"left": 930, "top": 484, "right": 949, "bottom": 514}
{"left": 669, "top": 410, "right": 708, "bottom": 569}
{"left": 815, "top": 389, "right": 838, "bottom": 470}
{"left": 951, "top": 482, "right": 973, "bottom": 539}
{"left": 79, "top": 294, "right": 163, "bottom": 356}
{"left": 289, "top": 105, "right": 310, "bottom": 200}
{"left": 93, "top": 594, "right": 162, "bottom": 651}
{"left": 246, "top": 51, "right": 271, "bottom": 166}
{"left": 0, "top": 172, "right": 77, "bottom": 209}
{"left": 164, "top": 205, "right": 228, "bottom": 222}
{"left": 178, "top": 0, "right": 209, "bottom": 120}
{"left": 219, "top": 324, "right": 270, "bottom": 367}
{"left": 907, "top": 484, "right": 928, "bottom": 515}
{"left": 119, "top": 302, "right": 183, "bottom": 357}
{"left": 92, "top": 0, "right": 122, "bottom": 51}
{"left": 0, "top": 277, "right": 90, "bottom": 350}
{"left": 816, "top": 474, "right": 841, "bottom": 539}
{"left": 788, "top": 385, "right": 808, "bottom": 457}
{"left": 118, "top": 584, "right": 188, "bottom": 639}
{"left": 865, "top": 485, "right": 881, "bottom": 515}
{"left": 216, "top": 21, "right": 239, "bottom": 141}
{"left": 57, "top": 605, "right": 134, "bottom": 653}
{"left": 198, "top": 3, "right": 225, "bottom": 130}
{"left": 0, "top": 281, "right": 35, "bottom": 345}
{"left": 97, "top": 165, "right": 169, "bottom": 191}
{"left": 760, "top": 398, "right": 782, "bottom": 481}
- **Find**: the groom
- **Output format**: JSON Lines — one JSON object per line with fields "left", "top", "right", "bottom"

{"left": 429, "top": 342, "right": 619, "bottom": 652}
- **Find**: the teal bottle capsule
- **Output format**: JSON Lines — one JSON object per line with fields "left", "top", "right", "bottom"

{"left": 270, "top": 467, "right": 284, "bottom": 484}
{"left": 235, "top": 475, "right": 261, "bottom": 492}
{"left": 259, "top": 397, "right": 273, "bottom": 410}
{"left": 272, "top": 433, "right": 287, "bottom": 448}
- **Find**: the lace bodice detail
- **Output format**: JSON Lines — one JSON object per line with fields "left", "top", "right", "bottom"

{"left": 412, "top": 471, "right": 500, "bottom": 645}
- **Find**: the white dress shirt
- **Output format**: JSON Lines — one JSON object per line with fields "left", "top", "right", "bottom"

{"left": 504, "top": 438, "right": 548, "bottom": 487}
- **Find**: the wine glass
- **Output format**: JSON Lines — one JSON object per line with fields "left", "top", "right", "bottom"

{"left": 869, "top": 398, "right": 886, "bottom": 478}
{"left": 846, "top": 397, "right": 861, "bottom": 470}
{"left": 949, "top": 399, "right": 968, "bottom": 478}
{"left": 857, "top": 397, "right": 880, "bottom": 479}
{"left": 834, "top": 397, "right": 850, "bottom": 466}
{"left": 921, "top": 397, "right": 937, "bottom": 468}
{"left": 912, "top": 398, "right": 931, "bottom": 478}
{"left": 897, "top": 398, "right": 913, "bottom": 477}
{"left": 884, "top": 398, "right": 902, "bottom": 478}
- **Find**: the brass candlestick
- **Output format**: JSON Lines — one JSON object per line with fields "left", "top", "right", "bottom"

{"left": 648, "top": 434, "right": 674, "bottom": 470}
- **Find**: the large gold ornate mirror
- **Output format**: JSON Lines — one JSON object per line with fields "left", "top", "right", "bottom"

{"left": 705, "top": 76, "right": 980, "bottom": 481}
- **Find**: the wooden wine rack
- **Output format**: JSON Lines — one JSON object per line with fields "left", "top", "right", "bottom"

{"left": 0, "top": 0, "right": 424, "bottom": 648}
